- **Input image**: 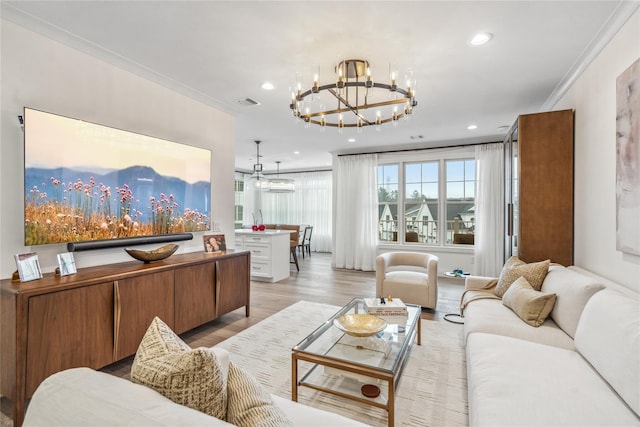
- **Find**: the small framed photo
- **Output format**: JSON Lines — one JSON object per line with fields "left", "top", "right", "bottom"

{"left": 14, "top": 252, "right": 43, "bottom": 282}
{"left": 57, "top": 252, "right": 77, "bottom": 276}
{"left": 203, "top": 234, "right": 226, "bottom": 253}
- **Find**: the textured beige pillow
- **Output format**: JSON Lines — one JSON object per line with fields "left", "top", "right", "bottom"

{"left": 502, "top": 276, "right": 557, "bottom": 327}
{"left": 227, "top": 362, "right": 293, "bottom": 427}
{"left": 131, "top": 317, "right": 227, "bottom": 420}
{"left": 495, "top": 257, "right": 550, "bottom": 297}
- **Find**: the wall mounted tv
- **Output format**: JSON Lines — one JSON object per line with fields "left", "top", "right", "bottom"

{"left": 23, "top": 107, "right": 211, "bottom": 249}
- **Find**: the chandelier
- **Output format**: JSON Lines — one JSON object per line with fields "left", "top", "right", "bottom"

{"left": 265, "top": 161, "right": 295, "bottom": 193}
{"left": 290, "top": 59, "right": 417, "bottom": 130}
{"left": 247, "top": 141, "right": 295, "bottom": 193}
{"left": 247, "top": 140, "right": 269, "bottom": 189}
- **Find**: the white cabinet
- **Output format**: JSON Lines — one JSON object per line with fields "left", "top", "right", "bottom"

{"left": 235, "top": 230, "right": 292, "bottom": 282}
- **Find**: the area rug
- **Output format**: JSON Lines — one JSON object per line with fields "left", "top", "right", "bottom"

{"left": 216, "top": 300, "right": 468, "bottom": 427}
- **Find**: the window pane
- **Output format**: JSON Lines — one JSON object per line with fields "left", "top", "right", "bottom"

{"left": 405, "top": 183, "right": 422, "bottom": 200}
{"left": 447, "top": 182, "right": 464, "bottom": 199}
{"left": 465, "top": 160, "right": 476, "bottom": 178}
{"left": 447, "top": 160, "right": 464, "bottom": 181}
{"left": 378, "top": 202, "right": 397, "bottom": 242}
{"left": 422, "top": 163, "right": 438, "bottom": 182}
{"left": 403, "top": 161, "right": 439, "bottom": 244}
{"left": 465, "top": 181, "right": 475, "bottom": 199}
{"left": 378, "top": 164, "right": 399, "bottom": 242}
{"left": 405, "top": 163, "right": 422, "bottom": 183}
{"left": 423, "top": 183, "right": 438, "bottom": 199}
{"left": 445, "top": 158, "right": 476, "bottom": 245}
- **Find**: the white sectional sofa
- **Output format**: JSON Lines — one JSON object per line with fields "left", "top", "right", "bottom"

{"left": 462, "top": 264, "right": 640, "bottom": 426}
{"left": 23, "top": 347, "right": 369, "bottom": 427}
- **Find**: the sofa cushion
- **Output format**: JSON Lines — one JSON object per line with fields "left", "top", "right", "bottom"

{"left": 467, "top": 333, "right": 640, "bottom": 426}
{"left": 495, "top": 257, "right": 550, "bottom": 297}
{"left": 502, "top": 276, "right": 557, "bottom": 327}
{"left": 226, "top": 362, "right": 293, "bottom": 427}
{"left": 575, "top": 290, "right": 640, "bottom": 417}
{"left": 541, "top": 265, "right": 605, "bottom": 338}
{"left": 463, "top": 298, "right": 575, "bottom": 350}
{"left": 131, "top": 317, "right": 228, "bottom": 420}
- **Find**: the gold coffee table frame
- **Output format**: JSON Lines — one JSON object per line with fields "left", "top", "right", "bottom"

{"left": 291, "top": 297, "right": 421, "bottom": 427}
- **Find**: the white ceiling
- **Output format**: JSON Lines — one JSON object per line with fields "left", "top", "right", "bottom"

{"left": 3, "top": 1, "right": 636, "bottom": 172}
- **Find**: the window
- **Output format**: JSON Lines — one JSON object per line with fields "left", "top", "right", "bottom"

{"left": 234, "top": 178, "right": 244, "bottom": 229}
{"left": 377, "top": 155, "right": 475, "bottom": 246}
{"left": 446, "top": 159, "right": 475, "bottom": 244}
{"left": 405, "top": 161, "right": 439, "bottom": 243}
{"left": 378, "top": 164, "right": 398, "bottom": 242}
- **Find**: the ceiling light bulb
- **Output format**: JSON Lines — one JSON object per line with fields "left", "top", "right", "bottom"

{"left": 470, "top": 32, "right": 493, "bottom": 46}
{"left": 467, "top": 124, "right": 478, "bottom": 130}
{"left": 261, "top": 82, "right": 275, "bottom": 90}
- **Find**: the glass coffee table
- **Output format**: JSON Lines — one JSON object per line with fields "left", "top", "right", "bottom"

{"left": 291, "top": 297, "right": 421, "bottom": 427}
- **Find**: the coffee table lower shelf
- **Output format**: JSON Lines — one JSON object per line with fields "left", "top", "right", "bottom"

{"left": 292, "top": 327, "right": 418, "bottom": 427}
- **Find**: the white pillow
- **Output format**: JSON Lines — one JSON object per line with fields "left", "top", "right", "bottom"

{"left": 541, "top": 266, "right": 604, "bottom": 338}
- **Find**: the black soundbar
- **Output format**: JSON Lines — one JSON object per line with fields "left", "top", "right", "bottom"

{"left": 67, "top": 233, "right": 194, "bottom": 252}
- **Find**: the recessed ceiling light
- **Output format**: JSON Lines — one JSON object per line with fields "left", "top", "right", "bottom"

{"left": 348, "top": 138, "right": 356, "bottom": 142}
{"left": 261, "top": 82, "right": 275, "bottom": 90}
{"left": 294, "top": 151, "right": 300, "bottom": 155}
{"left": 467, "top": 124, "right": 478, "bottom": 130}
{"left": 469, "top": 32, "right": 493, "bottom": 46}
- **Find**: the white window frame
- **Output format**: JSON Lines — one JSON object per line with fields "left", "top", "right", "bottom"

{"left": 378, "top": 146, "right": 476, "bottom": 247}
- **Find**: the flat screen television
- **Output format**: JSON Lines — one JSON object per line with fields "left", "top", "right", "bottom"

{"left": 23, "top": 107, "right": 211, "bottom": 248}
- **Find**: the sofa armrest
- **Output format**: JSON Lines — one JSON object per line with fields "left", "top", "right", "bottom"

{"left": 465, "top": 275, "right": 498, "bottom": 291}
{"left": 24, "top": 368, "right": 232, "bottom": 426}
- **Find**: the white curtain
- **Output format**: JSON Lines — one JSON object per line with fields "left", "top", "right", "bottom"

{"left": 332, "top": 153, "right": 378, "bottom": 271}
{"left": 474, "top": 143, "right": 504, "bottom": 276}
{"left": 259, "top": 171, "right": 333, "bottom": 253}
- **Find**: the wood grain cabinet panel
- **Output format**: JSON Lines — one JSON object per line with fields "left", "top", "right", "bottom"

{"left": 174, "top": 263, "right": 216, "bottom": 334}
{"left": 25, "top": 282, "right": 114, "bottom": 396}
{"left": 216, "top": 254, "right": 251, "bottom": 317}
{"left": 114, "top": 271, "right": 174, "bottom": 360}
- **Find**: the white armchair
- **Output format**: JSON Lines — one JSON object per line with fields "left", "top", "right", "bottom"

{"left": 375, "top": 252, "right": 439, "bottom": 309}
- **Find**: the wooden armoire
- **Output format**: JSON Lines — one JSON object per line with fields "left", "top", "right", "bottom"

{"left": 504, "top": 109, "right": 574, "bottom": 266}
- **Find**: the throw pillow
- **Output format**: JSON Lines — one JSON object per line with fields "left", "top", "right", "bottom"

{"left": 502, "top": 276, "right": 557, "bottom": 327}
{"left": 495, "top": 257, "right": 550, "bottom": 297}
{"left": 226, "top": 362, "right": 293, "bottom": 427}
{"left": 131, "top": 317, "right": 228, "bottom": 420}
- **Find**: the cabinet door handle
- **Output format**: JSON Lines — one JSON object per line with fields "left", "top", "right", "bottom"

{"left": 113, "top": 280, "right": 121, "bottom": 360}
{"left": 215, "top": 261, "right": 220, "bottom": 318}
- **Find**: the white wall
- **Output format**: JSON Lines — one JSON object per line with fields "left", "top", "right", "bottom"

{"left": 0, "top": 21, "right": 236, "bottom": 278}
{"left": 554, "top": 9, "right": 640, "bottom": 291}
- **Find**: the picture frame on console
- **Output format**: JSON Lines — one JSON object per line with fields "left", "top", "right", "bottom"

{"left": 14, "top": 252, "right": 43, "bottom": 282}
{"left": 203, "top": 234, "right": 226, "bottom": 253}
{"left": 56, "top": 252, "right": 77, "bottom": 276}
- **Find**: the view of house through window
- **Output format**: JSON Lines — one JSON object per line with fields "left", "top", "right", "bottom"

{"left": 378, "top": 164, "right": 399, "bottom": 241}
{"left": 446, "top": 159, "right": 475, "bottom": 244}
{"left": 405, "top": 161, "right": 439, "bottom": 244}
{"left": 378, "top": 157, "right": 475, "bottom": 245}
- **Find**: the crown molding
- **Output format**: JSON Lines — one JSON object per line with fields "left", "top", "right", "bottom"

{"left": 542, "top": 1, "right": 640, "bottom": 110}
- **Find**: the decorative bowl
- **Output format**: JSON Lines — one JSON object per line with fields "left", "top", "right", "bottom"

{"left": 333, "top": 314, "right": 387, "bottom": 337}
{"left": 125, "top": 244, "right": 179, "bottom": 263}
